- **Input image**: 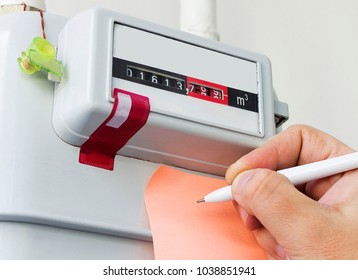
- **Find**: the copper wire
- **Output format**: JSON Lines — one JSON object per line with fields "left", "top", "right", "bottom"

{"left": 39, "top": 10, "right": 46, "bottom": 39}
{"left": 22, "top": 3, "right": 46, "bottom": 39}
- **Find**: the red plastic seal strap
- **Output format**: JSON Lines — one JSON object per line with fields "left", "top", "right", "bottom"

{"left": 79, "top": 88, "right": 150, "bottom": 170}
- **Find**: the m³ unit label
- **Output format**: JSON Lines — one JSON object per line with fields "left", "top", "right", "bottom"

{"left": 228, "top": 89, "right": 258, "bottom": 112}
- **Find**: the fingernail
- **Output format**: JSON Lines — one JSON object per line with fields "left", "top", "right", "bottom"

{"left": 226, "top": 161, "right": 247, "bottom": 183}
{"left": 238, "top": 206, "right": 249, "bottom": 224}
{"left": 275, "top": 244, "right": 289, "bottom": 260}
{"left": 231, "top": 170, "right": 254, "bottom": 196}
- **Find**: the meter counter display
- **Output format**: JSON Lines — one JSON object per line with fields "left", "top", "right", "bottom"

{"left": 113, "top": 58, "right": 258, "bottom": 113}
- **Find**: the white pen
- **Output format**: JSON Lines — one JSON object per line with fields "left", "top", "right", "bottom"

{"left": 197, "top": 151, "right": 358, "bottom": 203}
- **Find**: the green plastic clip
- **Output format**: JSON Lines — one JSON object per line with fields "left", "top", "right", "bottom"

{"left": 18, "top": 37, "right": 63, "bottom": 77}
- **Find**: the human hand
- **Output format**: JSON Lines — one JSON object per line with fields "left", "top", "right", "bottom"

{"left": 226, "top": 125, "right": 358, "bottom": 259}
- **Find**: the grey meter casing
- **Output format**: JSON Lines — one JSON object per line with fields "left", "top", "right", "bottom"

{"left": 53, "top": 8, "right": 288, "bottom": 175}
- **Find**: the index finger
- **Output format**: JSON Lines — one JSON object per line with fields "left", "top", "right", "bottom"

{"left": 225, "top": 124, "right": 354, "bottom": 184}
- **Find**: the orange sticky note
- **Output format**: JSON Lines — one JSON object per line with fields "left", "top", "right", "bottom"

{"left": 145, "top": 166, "right": 266, "bottom": 260}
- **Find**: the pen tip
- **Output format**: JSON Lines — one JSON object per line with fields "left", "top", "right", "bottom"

{"left": 197, "top": 198, "right": 205, "bottom": 203}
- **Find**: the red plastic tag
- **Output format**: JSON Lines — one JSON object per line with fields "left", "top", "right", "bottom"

{"left": 79, "top": 88, "right": 150, "bottom": 170}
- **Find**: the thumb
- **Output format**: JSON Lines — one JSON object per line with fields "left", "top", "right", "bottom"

{"left": 232, "top": 168, "right": 321, "bottom": 242}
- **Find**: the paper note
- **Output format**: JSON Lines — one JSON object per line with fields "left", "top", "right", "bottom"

{"left": 145, "top": 166, "right": 266, "bottom": 260}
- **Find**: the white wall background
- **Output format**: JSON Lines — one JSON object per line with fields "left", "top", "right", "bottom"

{"left": 46, "top": 0, "right": 358, "bottom": 150}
